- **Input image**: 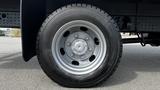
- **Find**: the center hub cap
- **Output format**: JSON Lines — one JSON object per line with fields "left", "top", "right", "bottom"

{"left": 71, "top": 39, "right": 88, "bottom": 55}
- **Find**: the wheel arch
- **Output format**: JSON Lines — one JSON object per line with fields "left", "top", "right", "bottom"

{"left": 21, "top": 0, "right": 121, "bottom": 61}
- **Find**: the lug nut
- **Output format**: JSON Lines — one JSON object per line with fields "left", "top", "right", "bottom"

{"left": 71, "top": 53, "right": 74, "bottom": 57}
{"left": 74, "top": 35, "right": 78, "bottom": 38}
{"left": 89, "top": 48, "right": 92, "bottom": 51}
{"left": 67, "top": 42, "right": 71, "bottom": 46}
{"left": 86, "top": 37, "right": 89, "bottom": 40}
{"left": 81, "top": 56, "right": 84, "bottom": 59}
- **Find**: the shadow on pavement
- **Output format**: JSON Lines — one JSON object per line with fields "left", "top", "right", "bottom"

{"left": 0, "top": 45, "right": 160, "bottom": 88}
{"left": 0, "top": 52, "right": 40, "bottom": 69}
{"left": 101, "top": 45, "right": 160, "bottom": 87}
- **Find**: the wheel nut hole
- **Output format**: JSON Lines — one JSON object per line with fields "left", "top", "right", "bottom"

{"left": 72, "top": 61, "right": 79, "bottom": 66}
{"left": 80, "top": 27, "right": 88, "bottom": 31}
{"left": 89, "top": 55, "right": 96, "bottom": 62}
{"left": 63, "top": 31, "right": 70, "bottom": 37}
{"left": 60, "top": 48, "right": 65, "bottom": 55}
{"left": 94, "top": 38, "right": 100, "bottom": 45}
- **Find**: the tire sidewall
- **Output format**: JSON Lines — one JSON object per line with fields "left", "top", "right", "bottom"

{"left": 38, "top": 6, "right": 121, "bottom": 87}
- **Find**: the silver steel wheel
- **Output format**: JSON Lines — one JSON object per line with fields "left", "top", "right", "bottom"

{"left": 52, "top": 20, "right": 107, "bottom": 75}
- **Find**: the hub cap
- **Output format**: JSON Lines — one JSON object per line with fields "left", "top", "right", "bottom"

{"left": 71, "top": 39, "right": 88, "bottom": 56}
{"left": 52, "top": 20, "right": 107, "bottom": 75}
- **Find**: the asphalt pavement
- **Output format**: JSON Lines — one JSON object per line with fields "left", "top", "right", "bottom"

{"left": 1, "top": 37, "right": 160, "bottom": 90}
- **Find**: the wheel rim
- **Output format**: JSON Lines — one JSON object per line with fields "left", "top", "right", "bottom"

{"left": 52, "top": 20, "right": 107, "bottom": 75}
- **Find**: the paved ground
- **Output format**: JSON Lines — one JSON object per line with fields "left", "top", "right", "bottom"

{"left": 1, "top": 37, "right": 160, "bottom": 90}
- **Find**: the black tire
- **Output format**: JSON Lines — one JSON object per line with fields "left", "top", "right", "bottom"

{"left": 37, "top": 4, "right": 122, "bottom": 88}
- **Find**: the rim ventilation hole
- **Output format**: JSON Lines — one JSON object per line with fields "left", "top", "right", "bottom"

{"left": 89, "top": 55, "right": 96, "bottom": 62}
{"left": 80, "top": 27, "right": 88, "bottom": 31}
{"left": 60, "top": 48, "right": 65, "bottom": 55}
{"left": 94, "top": 38, "right": 100, "bottom": 45}
{"left": 72, "top": 61, "right": 79, "bottom": 66}
{"left": 63, "top": 31, "right": 70, "bottom": 37}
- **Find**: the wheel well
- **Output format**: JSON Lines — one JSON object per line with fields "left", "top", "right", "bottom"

{"left": 21, "top": 0, "right": 136, "bottom": 61}
{"left": 21, "top": 1, "right": 110, "bottom": 61}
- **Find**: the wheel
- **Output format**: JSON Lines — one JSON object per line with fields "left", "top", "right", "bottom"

{"left": 37, "top": 4, "right": 122, "bottom": 88}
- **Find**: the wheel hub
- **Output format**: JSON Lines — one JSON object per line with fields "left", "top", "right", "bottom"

{"left": 65, "top": 32, "right": 95, "bottom": 60}
{"left": 52, "top": 20, "right": 107, "bottom": 75}
{"left": 71, "top": 39, "right": 88, "bottom": 55}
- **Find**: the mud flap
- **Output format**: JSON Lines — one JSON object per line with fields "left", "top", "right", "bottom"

{"left": 21, "top": 0, "right": 46, "bottom": 61}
